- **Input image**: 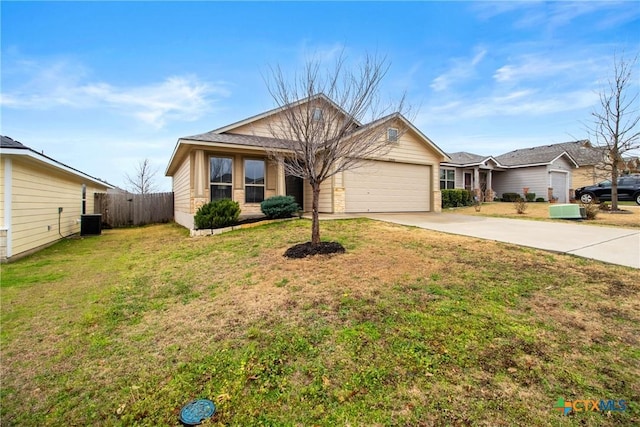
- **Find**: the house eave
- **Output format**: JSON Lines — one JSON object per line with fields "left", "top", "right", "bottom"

{"left": 165, "top": 139, "right": 294, "bottom": 176}
{"left": 1, "top": 147, "right": 114, "bottom": 188}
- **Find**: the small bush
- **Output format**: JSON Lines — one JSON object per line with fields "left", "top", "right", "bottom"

{"left": 261, "top": 195, "right": 299, "bottom": 219}
{"left": 513, "top": 197, "right": 528, "bottom": 214}
{"left": 535, "top": 197, "right": 545, "bottom": 202}
{"left": 525, "top": 192, "right": 536, "bottom": 202}
{"left": 581, "top": 202, "right": 599, "bottom": 220}
{"left": 441, "top": 189, "right": 474, "bottom": 209}
{"left": 502, "top": 193, "right": 521, "bottom": 202}
{"left": 194, "top": 199, "right": 241, "bottom": 229}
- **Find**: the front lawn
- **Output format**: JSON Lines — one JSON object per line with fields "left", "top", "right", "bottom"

{"left": 450, "top": 202, "right": 640, "bottom": 228}
{"left": 1, "top": 220, "right": 638, "bottom": 426}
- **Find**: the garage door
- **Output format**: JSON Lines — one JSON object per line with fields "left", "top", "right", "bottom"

{"left": 551, "top": 171, "right": 568, "bottom": 203}
{"left": 344, "top": 161, "right": 431, "bottom": 212}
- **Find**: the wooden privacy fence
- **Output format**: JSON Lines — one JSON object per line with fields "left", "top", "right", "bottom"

{"left": 94, "top": 192, "right": 174, "bottom": 227}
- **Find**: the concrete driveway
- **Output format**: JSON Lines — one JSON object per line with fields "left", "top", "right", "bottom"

{"left": 361, "top": 213, "right": 640, "bottom": 269}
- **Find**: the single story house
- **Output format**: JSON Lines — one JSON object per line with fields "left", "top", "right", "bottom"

{"left": 493, "top": 146, "right": 578, "bottom": 203}
{"left": 439, "top": 152, "right": 506, "bottom": 202}
{"left": 1, "top": 136, "right": 113, "bottom": 261}
{"left": 440, "top": 141, "right": 613, "bottom": 203}
{"left": 166, "top": 94, "right": 449, "bottom": 230}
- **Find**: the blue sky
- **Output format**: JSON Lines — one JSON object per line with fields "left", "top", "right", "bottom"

{"left": 2, "top": 1, "right": 639, "bottom": 191}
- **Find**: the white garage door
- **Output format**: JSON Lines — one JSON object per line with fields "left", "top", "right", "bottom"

{"left": 344, "top": 161, "right": 431, "bottom": 212}
{"left": 551, "top": 171, "right": 568, "bottom": 203}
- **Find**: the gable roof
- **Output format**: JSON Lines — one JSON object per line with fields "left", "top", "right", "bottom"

{"left": 551, "top": 140, "right": 605, "bottom": 165}
{"left": 495, "top": 142, "right": 580, "bottom": 168}
{"left": 348, "top": 112, "right": 449, "bottom": 160}
{"left": 167, "top": 95, "right": 447, "bottom": 175}
{"left": 496, "top": 140, "right": 603, "bottom": 167}
{"left": 1, "top": 135, "right": 114, "bottom": 188}
{"left": 212, "top": 93, "right": 362, "bottom": 135}
{"left": 443, "top": 151, "right": 501, "bottom": 167}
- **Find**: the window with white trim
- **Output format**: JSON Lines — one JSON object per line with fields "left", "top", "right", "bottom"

{"left": 81, "top": 184, "right": 87, "bottom": 214}
{"left": 387, "top": 128, "right": 398, "bottom": 142}
{"left": 312, "top": 107, "right": 323, "bottom": 122}
{"left": 245, "top": 159, "right": 265, "bottom": 203}
{"left": 440, "top": 169, "right": 455, "bottom": 189}
{"left": 210, "top": 157, "right": 233, "bottom": 200}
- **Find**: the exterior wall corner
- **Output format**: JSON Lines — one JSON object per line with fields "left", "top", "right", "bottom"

{"left": 433, "top": 190, "right": 442, "bottom": 213}
{"left": 333, "top": 187, "right": 346, "bottom": 213}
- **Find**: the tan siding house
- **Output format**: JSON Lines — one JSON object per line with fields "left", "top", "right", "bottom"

{"left": 1, "top": 136, "right": 112, "bottom": 261}
{"left": 166, "top": 95, "right": 448, "bottom": 230}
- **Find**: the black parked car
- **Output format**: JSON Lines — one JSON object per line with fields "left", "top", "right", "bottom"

{"left": 575, "top": 174, "right": 640, "bottom": 205}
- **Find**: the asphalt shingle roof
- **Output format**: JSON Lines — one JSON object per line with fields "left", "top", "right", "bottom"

{"left": 495, "top": 140, "right": 598, "bottom": 167}
{"left": 182, "top": 131, "right": 294, "bottom": 150}
{"left": 445, "top": 152, "right": 490, "bottom": 165}
{"left": 1, "top": 135, "right": 112, "bottom": 187}
{"left": 1, "top": 135, "right": 28, "bottom": 149}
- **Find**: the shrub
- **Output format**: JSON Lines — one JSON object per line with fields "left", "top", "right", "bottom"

{"left": 194, "top": 199, "right": 241, "bottom": 229}
{"left": 261, "top": 195, "right": 299, "bottom": 219}
{"left": 581, "top": 202, "right": 599, "bottom": 220}
{"left": 441, "top": 189, "right": 474, "bottom": 209}
{"left": 513, "top": 197, "right": 528, "bottom": 214}
{"left": 525, "top": 192, "right": 536, "bottom": 202}
{"left": 502, "top": 192, "right": 521, "bottom": 202}
{"left": 535, "top": 197, "right": 545, "bottom": 202}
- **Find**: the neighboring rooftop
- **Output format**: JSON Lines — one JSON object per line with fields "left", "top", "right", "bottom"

{"left": 1, "top": 135, "right": 113, "bottom": 188}
{"left": 551, "top": 140, "right": 605, "bottom": 165}
{"left": 495, "top": 141, "right": 592, "bottom": 167}
{"left": 445, "top": 152, "right": 492, "bottom": 165}
{"left": 1, "top": 135, "right": 28, "bottom": 149}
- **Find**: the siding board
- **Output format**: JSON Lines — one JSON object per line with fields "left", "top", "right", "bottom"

{"left": 7, "top": 157, "right": 108, "bottom": 259}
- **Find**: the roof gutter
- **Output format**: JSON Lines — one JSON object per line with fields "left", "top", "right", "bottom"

{"left": 1, "top": 147, "right": 113, "bottom": 188}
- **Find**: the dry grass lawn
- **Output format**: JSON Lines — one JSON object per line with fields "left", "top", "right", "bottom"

{"left": 449, "top": 202, "right": 640, "bottom": 228}
{"left": 1, "top": 219, "right": 638, "bottom": 426}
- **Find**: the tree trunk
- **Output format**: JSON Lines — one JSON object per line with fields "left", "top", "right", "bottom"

{"left": 311, "top": 182, "right": 321, "bottom": 245}
{"left": 611, "top": 165, "right": 619, "bottom": 211}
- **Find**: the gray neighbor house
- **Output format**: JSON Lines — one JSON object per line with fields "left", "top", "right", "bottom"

{"left": 440, "top": 140, "right": 610, "bottom": 204}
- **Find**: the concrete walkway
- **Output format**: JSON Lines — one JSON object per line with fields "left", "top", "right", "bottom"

{"left": 353, "top": 213, "right": 640, "bottom": 269}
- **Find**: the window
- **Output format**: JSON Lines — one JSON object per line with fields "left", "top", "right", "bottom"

{"left": 210, "top": 157, "right": 233, "bottom": 200}
{"left": 245, "top": 159, "right": 265, "bottom": 203}
{"left": 387, "top": 128, "right": 398, "bottom": 142}
{"left": 81, "top": 184, "right": 87, "bottom": 214}
{"left": 312, "top": 107, "right": 323, "bottom": 122}
{"left": 440, "top": 169, "right": 455, "bottom": 189}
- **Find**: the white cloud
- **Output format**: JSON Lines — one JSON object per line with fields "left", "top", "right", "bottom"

{"left": 430, "top": 47, "right": 487, "bottom": 92}
{"left": 1, "top": 58, "right": 230, "bottom": 128}
{"left": 299, "top": 41, "right": 346, "bottom": 65}
{"left": 493, "top": 54, "right": 605, "bottom": 84}
{"left": 472, "top": 1, "right": 640, "bottom": 32}
{"left": 420, "top": 88, "right": 598, "bottom": 123}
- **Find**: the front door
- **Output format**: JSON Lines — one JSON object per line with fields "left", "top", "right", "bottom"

{"left": 285, "top": 175, "right": 304, "bottom": 210}
{"left": 464, "top": 172, "right": 472, "bottom": 191}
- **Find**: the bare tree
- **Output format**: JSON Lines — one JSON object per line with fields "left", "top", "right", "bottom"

{"left": 588, "top": 53, "right": 640, "bottom": 210}
{"left": 261, "top": 53, "right": 408, "bottom": 245}
{"left": 124, "top": 158, "right": 159, "bottom": 195}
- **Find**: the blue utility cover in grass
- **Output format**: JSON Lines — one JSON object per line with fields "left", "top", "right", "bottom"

{"left": 179, "top": 399, "right": 216, "bottom": 425}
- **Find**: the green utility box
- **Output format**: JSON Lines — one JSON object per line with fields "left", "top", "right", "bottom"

{"left": 549, "top": 204, "right": 585, "bottom": 219}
